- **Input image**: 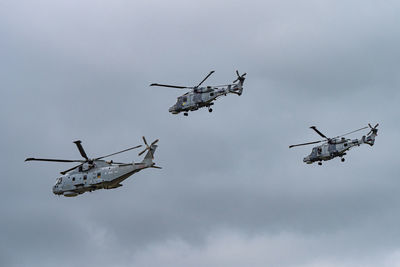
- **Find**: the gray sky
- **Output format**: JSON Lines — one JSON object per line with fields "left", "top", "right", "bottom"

{"left": 1, "top": 0, "right": 400, "bottom": 266}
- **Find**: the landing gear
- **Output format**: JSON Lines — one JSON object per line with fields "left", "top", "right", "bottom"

{"left": 318, "top": 162, "right": 322, "bottom": 166}
{"left": 208, "top": 108, "right": 213, "bottom": 113}
{"left": 184, "top": 112, "right": 188, "bottom": 116}
{"left": 341, "top": 158, "right": 345, "bottom": 162}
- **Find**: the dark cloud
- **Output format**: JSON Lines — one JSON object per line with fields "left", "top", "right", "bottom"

{"left": 1, "top": 0, "right": 400, "bottom": 266}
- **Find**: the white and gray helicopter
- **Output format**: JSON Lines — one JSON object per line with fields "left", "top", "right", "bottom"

{"left": 150, "top": 70, "right": 246, "bottom": 116}
{"left": 289, "top": 123, "right": 379, "bottom": 165}
{"left": 25, "top": 137, "right": 161, "bottom": 197}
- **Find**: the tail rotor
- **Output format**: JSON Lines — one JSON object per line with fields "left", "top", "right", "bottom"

{"left": 367, "top": 123, "right": 379, "bottom": 135}
{"left": 138, "top": 136, "right": 159, "bottom": 159}
{"left": 233, "top": 70, "right": 247, "bottom": 83}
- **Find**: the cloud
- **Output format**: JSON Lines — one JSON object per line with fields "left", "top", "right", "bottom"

{"left": 1, "top": 0, "right": 399, "bottom": 266}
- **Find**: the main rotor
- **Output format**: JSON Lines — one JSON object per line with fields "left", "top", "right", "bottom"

{"left": 25, "top": 140, "right": 143, "bottom": 174}
{"left": 150, "top": 70, "right": 215, "bottom": 91}
{"left": 289, "top": 125, "right": 371, "bottom": 148}
{"left": 150, "top": 70, "right": 246, "bottom": 91}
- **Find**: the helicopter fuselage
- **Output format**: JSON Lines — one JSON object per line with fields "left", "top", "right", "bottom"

{"left": 151, "top": 70, "right": 246, "bottom": 115}
{"left": 53, "top": 160, "right": 152, "bottom": 197}
{"left": 303, "top": 133, "right": 376, "bottom": 164}
{"left": 303, "top": 138, "right": 359, "bottom": 164}
{"left": 169, "top": 84, "right": 243, "bottom": 114}
{"left": 26, "top": 138, "right": 160, "bottom": 197}
{"left": 290, "top": 124, "right": 378, "bottom": 165}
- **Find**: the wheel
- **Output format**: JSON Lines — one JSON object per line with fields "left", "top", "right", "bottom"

{"left": 209, "top": 108, "right": 213, "bottom": 113}
{"left": 318, "top": 162, "right": 322, "bottom": 166}
{"left": 184, "top": 112, "right": 188, "bottom": 116}
{"left": 341, "top": 158, "right": 345, "bottom": 162}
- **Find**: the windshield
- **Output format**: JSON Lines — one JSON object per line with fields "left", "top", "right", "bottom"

{"left": 55, "top": 177, "right": 62, "bottom": 185}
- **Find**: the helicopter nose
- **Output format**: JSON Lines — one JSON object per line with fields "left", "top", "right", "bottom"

{"left": 168, "top": 105, "right": 179, "bottom": 114}
{"left": 52, "top": 185, "right": 60, "bottom": 195}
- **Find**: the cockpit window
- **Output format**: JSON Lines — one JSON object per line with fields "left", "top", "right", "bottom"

{"left": 182, "top": 96, "right": 187, "bottom": 102}
{"left": 56, "top": 178, "right": 62, "bottom": 185}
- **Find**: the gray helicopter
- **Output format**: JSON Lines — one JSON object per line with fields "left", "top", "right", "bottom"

{"left": 150, "top": 70, "right": 246, "bottom": 116}
{"left": 25, "top": 137, "right": 161, "bottom": 197}
{"left": 289, "top": 123, "right": 379, "bottom": 165}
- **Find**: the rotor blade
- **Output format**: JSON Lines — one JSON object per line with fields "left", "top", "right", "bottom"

{"left": 25, "top": 158, "right": 85, "bottom": 163}
{"left": 289, "top": 140, "right": 323, "bottom": 148}
{"left": 336, "top": 126, "right": 369, "bottom": 138}
{"left": 138, "top": 148, "right": 147, "bottom": 156}
{"left": 195, "top": 70, "right": 215, "bottom": 88}
{"left": 310, "top": 126, "right": 328, "bottom": 139}
{"left": 367, "top": 123, "right": 379, "bottom": 135}
{"left": 95, "top": 145, "right": 142, "bottom": 160}
{"left": 236, "top": 70, "right": 240, "bottom": 77}
{"left": 150, "top": 83, "right": 190, "bottom": 89}
{"left": 150, "top": 139, "right": 159, "bottom": 146}
{"left": 73, "top": 140, "right": 89, "bottom": 160}
{"left": 138, "top": 147, "right": 154, "bottom": 158}
{"left": 142, "top": 136, "right": 148, "bottom": 147}
{"left": 60, "top": 163, "right": 83, "bottom": 175}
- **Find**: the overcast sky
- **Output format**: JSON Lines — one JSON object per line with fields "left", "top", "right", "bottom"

{"left": 1, "top": 0, "right": 400, "bottom": 266}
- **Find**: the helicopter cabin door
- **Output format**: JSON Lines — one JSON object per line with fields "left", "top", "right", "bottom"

{"left": 91, "top": 172, "right": 97, "bottom": 182}
{"left": 193, "top": 93, "right": 202, "bottom": 104}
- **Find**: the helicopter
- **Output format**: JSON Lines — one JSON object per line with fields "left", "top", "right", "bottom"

{"left": 25, "top": 137, "right": 161, "bottom": 197}
{"left": 289, "top": 123, "right": 379, "bottom": 165}
{"left": 150, "top": 70, "right": 246, "bottom": 116}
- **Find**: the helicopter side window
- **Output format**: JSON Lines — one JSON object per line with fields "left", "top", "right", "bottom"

{"left": 72, "top": 177, "right": 75, "bottom": 181}
{"left": 210, "top": 93, "right": 214, "bottom": 96}
{"left": 78, "top": 166, "right": 83, "bottom": 172}
{"left": 182, "top": 96, "right": 187, "bottom": 102}
{"left": 97, "top": 172, "right": 101, "bottom": 178}
{"left": 83, "top": 175, "right": 87, "bottom": 180}
{"left": 317, "top": 148, "right": 322, "bottom": 154}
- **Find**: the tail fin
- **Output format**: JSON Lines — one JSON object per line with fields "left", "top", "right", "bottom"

{"left": 362, "top": 123, "right": 379, "bottom": 146}
{"left": 363, "top": 131, "right": 378, "bottom": 146}
{"left": 141, "top": 145, "right": 157, "bottom": 164}
{"left": 230, "top": 70, "right": 246, "bottom": 96}
{"left": 138, "top": 136, "right": 159, "bottom": 166}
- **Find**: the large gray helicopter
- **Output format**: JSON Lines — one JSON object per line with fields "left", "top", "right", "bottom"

{"left": 25, "top": 137, "right": 161, "bottom": 197}
{"left": 289, "top": 123, "right": 379, "bottom": 165}
{"left": 150, "top": 70, "right": 246, "bottom": 116}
